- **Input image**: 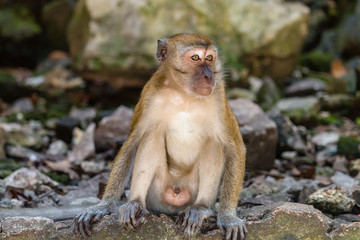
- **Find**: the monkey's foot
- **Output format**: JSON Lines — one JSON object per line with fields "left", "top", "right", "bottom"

{"left": 73, "top": 203, "right": 111, "bottom": 237}
{"left": 178, "top": 205, "right": 212, "bottom": 236}
{"left": 217, "top": 214, "right": 247, "bottom": 240}
{"left": 118, "top": 200, "right": 150, "bottom": 230}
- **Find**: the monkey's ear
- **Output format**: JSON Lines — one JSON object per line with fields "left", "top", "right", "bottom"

{"left": 156, "top": 39, "right": 167, "bottom": 61}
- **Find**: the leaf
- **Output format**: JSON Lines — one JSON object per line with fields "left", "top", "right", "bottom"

{"left": 331, "top": 59, "right": 347, "bottom": 78}
{"left": 45, "top": 159, "right": 79, "bottom": 180}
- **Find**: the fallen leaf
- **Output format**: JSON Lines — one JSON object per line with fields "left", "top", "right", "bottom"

{"left": 331, "top": 59, "right": 347, "bottom": 78}
{"left": 45, "top": 160, "right": 79, "bottom": 180}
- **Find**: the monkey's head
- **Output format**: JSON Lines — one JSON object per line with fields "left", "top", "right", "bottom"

{"left": 157, "top": 33, "right": 222, "bottom": 96}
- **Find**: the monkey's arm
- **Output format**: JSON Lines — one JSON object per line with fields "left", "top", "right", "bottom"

{"left": 217, "top": 102, "right": 247, "bottom": 240}
{"left": 73, "top": 94, "right": 148, "bottom": 236}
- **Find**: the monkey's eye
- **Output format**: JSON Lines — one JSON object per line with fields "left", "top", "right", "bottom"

{"left": 191, "top": 55, "right": 200, "bottom": 61}
{"left": 206, "top": 55, "right": 213, "bottom": 61}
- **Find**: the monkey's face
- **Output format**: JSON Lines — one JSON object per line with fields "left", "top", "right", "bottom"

{"left": 181, "top": 47, "right": 217, "bottom": 96}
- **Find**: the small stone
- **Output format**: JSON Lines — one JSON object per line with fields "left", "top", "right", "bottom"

{"left": 6, "top": 145, "right": 46, "bottom": 162}
{"left": 95, "top": 105, "right": 133, "bottom": 150}
{"left": 349, "top": 159, "right": 360, "bottom": 176}
{"left": 0, "top": 127, "right": 8, "bottom": 158}
{"left": 69, "top": 107, "right": 96, "bottom": 123}
{"left": 266, "top": 108, "right": 307, "bottom": 153}
{"left": 70, "top": 197, "right": 100, "bottom": 206}
{"left": 332, "top": 156, "right": 348, "bottom": 173}
{"left": 4, "top": 168, "right": 59, "bottom": 190}
{"left": 331, "top": 171, "right": 358, "bottom": 189}
{"left": 55, "top": 117, "right": 80, "bottom": 143}
{"left": 46, "top": 140, "right": 68, "bottom": 156}
{"left": 285, "top": 78, "right": 325, "bottom": 96}
{"left": 8, "top": 98, "right": 34, "bottom": 114}
{"left": 312, "top": 132, "right": 339, "bottom": 147}
{"left": 68, "top": 123, "right": 96, "bottom": 165}
{"left": 307, "top": 186, "right": 356, "bottom": 214}
{"left": 80, "top": 160, "right": 105, "bottom": 174}
{"left": 275, "top": 96, "right": 320, "bottom": 125}
{"left": 24, "top": 75, "right": 45, "bottom": 87}
{"left": 281, "top": 151, "right": 297, "bottom": 161}
{"left": 0, "top": 199, "right": 23, "bottom": 209}
{"left": 1, "top": 216, "right": 54, "bottom": 234}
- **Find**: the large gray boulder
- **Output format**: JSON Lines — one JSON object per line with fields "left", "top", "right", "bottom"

{"left": 67, "top": 0, "right": 309, "bottom": 87}
{"left": 229, "top": 99, "right": 278, "bottom": 170}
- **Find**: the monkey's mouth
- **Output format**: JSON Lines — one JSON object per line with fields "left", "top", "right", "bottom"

{"left": 194, "top": 86, "right": 212, "bottom": 96}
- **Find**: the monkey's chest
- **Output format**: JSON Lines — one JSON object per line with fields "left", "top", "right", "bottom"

{"left": 165, "top": 112, "right": 206, "bottom": 167}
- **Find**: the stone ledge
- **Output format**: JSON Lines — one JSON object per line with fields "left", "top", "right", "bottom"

{"left": 0, "top": 202, "right": 359, "bottom": 240}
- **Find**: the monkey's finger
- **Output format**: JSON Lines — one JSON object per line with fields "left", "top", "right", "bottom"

{"left": 92, "top": 213, "right": 103, "bottom": 223}
{"left": 225, "top": 228, "right": 232, "bottom": 240}
{"left": 240, "top": 225, "right": 247, "bottom": 240}
{"left": 232, "top": 227, "right": 238, "bottom": 240}
{"left": 78, "top": 222, "right": 87, "bottom": 237}
{"left": 84, "top": 219, "right": 92, "bottom": 236}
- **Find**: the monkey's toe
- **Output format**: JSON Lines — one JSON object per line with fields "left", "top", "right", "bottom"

{"left": 118, "top": 201, "right": 149, "bottom": 230}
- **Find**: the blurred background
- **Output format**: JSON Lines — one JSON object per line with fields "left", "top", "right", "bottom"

{"left": 1, "top": 0, "right": 360, "bottom": 224}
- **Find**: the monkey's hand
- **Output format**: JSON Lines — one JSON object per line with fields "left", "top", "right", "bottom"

{"left": 178, "top": 205, "right": 212, "bottom": 237}
{"left": 118, "top": 200, "right": 150, "bottom": 230}
{"left": 73, "top": 203, "right": 111, "bottom": 237}
{"left": 217, "top": 213, "right": 247, "bottom": 240}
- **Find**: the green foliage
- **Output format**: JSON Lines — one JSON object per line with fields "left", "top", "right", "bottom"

{"left": 0, "top": 158, "right": 25, "bottom": 179}
{"left": 337, "top": 136, "right": 360, "bottom": 157}
{"left": 299, "top": 50, "right": 333, "bottom": 72}
{"left": 318, "top": 114, "right": 343, "bottom": 126}
{"left": 43, "top": 171, "right": 70, "bottom": 185}
{"left": 0, "top": 7, "right": 41, "bottom": 41}
{"left": 356, "top": 117, "right": 360, "bottom": 126}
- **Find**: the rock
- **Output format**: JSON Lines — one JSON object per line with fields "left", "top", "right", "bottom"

{"left": 80, "top": 160, "right": 105, "bottom": 174}
{"left": 67, "top": 123, "right": 96, "bottom": 165}
{"left": 275, "top": 96, "right": 320, "bottom": 126}
{"left": 55, "top": 117, "right": 80, "bottom": 143}
{"left": 70, "top": 197, "right": 100, "bottom": 206}
{"left": 285, "top": 78, "right": 326, "bottom": 96}
{"left": 281, "top": 151, "right": 297, "bottom": 161}
{"left": 1, "top": 216, "right": 54, "bottom": 234}
{"left": 69, "top": 107, "right": 96, "bottom": 123}
{"left": 349, "top": 159, "right": 360, "bottom": 176}
{"left": 256, "top": 77, "right": 281, "bottom": 111}
{"left": 321, "top": 94, "right": 354, "bottom": 111}
{"left": 45, "top": 67, "right": 84, "bottom": 90}
{"left": 333, "top": 157, "right": 349, "bottom": 173}
{"left": 46, "top": 140, "right": 68, "bottom": 156}
{"left": 329, "top": 222, "right": 360, "bottom": 240}
{"left": 307, "top": 186, "right": 356, "bottom": 214}
{"left": 3, "top": 168, "right": 59, "bottom": 190}
{"left": 226, "top": 88, "right": 255, "bottom": 101}
{"left": 243, "top": 193, "right": 292, "bottom": 206}
{"left": 331, "top": 172, "right": 358, "bottom": 189}
{"left": 0, "top": 122, "right": 46, "bottom": 149}
{"left": 6, "top": 145, "right": 45, "bottom": 163}
{"left": 266, "top": 108, "right": 307, "bottom": 153}
{"left": 0, "top": 199, "right": 23, "bottom": 209}
{"left": 312, "top": 131, "right": 339, "bottom": 147}
{"left": 246, "top": 202, "right": 332, "bottom": 240}
{"left": 68, "top": 0, "right": 309, "bottom": 85}
{"left": 42, "top": 0, "right": 74, "bottom": 49}
{"left": 95, "top": 105, "right": 133, "bottom": 150}
{"left": 316, "top": 145, "right": 337, "bottom": 166}
{"left": 58, "top": 172, "right": 109, "bottom": 205}
{"left": 229, "top": 99, "right": 278, "bottom": 170}
{"left": 24, "top": 75, "right": 45, "bottom": 87}
{"left": 240, "top": 180, "right": 280, "bottom": 203}
{"left": 339, "top": 0, "right": 360, "bottom": 57}
{"left": 8, "top": 98, "right": 34, "bottom": 114}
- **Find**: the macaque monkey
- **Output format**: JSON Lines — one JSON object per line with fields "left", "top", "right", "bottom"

{"left": 73, "top": 33, "right": 247, "bottom": 240}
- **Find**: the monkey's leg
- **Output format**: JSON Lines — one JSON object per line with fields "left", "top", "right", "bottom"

{"left": 180, "top": 141, "right": 224, "bottom": 236}
{"left": 73, "top": 133, "right": 139, "bottom": 236}
{"left": 118, "top": 130, "right": 165, "bottom": 229}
